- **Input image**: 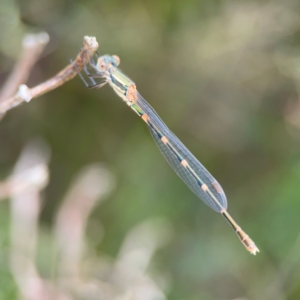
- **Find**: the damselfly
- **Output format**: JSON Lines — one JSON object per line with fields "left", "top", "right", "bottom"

{"left": 78, "top": 52, "right": 259, "bottom": 255}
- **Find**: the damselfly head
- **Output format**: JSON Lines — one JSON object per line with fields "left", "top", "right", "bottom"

{"left": 112, "top": 55, "right": 120, "bottom": 66}
{"left": 96, "top": 55, "right": 120, "bottom": 74}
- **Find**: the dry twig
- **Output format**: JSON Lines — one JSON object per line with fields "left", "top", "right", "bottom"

{"left": 0, "top": 36, "right": 98, "bottom": 118}
{"left": 0, "top": 32, "right": 50, "bottom": 103}
{"left": 55, "top": 164, "right": 114, "bottom": 278}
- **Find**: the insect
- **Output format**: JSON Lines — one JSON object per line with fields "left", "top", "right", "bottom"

{"left": 78, "top": 52, "right": 259, "bottom": 255}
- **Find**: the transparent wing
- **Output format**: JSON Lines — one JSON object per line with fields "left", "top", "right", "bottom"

{"left": 136, "top": 92, "right": 227, "bottom": 212}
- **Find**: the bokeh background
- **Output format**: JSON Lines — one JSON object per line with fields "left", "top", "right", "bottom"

{"left": 1, "top": 0, "right": 300, "bottom": 299}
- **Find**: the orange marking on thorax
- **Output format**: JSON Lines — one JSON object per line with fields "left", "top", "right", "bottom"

{"left": 181, "top": 159, "right": 188, "bottom": 167}
{"left": 161, "top": 136, "right": 168, "bottom": 144}
{"left": 141, "top": 114, "right": 149, "bottom": 123}
{"left": 127, "top": 84, "right": 137, "bottom": 103}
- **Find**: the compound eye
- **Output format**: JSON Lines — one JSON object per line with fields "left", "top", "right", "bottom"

{"left": 97, "top": 59, "right": 107, "bottom": 72}
{"left": 112, "top": 55, "right": 120, "bottom": 66}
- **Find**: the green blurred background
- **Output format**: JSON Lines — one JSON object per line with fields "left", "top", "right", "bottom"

{"left": 1, "top": 0, "right": 300, "bottom": 299}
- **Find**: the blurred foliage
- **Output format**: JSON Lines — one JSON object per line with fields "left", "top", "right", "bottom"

{"left": 1, "top": 0, "right": 300, "bottom": 299}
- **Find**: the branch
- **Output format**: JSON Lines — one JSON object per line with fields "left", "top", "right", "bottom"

{"left": 55, "top": 164, "right": 114, "bottom": 278}
{"left": 0, "top": 32, "right": 50, "bottom": 103}
{"left": 0, "top": 36, "right": 98, "bottom": 118}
